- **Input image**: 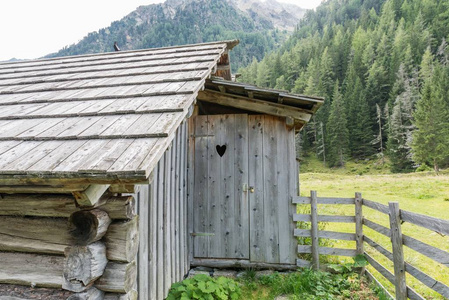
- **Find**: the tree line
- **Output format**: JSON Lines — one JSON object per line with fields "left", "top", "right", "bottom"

{"left": 239, "top": 0, "right": 449, "bottom": 172}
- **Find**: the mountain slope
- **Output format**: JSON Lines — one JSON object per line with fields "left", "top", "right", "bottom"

{"left": 46, "top": 0, "right": 306, "bottom": 70}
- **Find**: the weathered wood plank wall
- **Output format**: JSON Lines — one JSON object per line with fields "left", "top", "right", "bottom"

{"left": 136, "top": 121, "right": 189, "bottom": 300}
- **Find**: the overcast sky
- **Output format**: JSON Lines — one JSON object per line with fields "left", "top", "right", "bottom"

{"left": 0, "top": 0, "right": 322, "bottom": 61}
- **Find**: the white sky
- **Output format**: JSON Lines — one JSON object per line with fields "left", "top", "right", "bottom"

{"left": 0, "top": 0, "right": 322, "bottom": 61}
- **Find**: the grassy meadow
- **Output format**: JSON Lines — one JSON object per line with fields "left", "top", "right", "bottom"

{"left": 298, "top": 158, "right": 449, "bottom": 299}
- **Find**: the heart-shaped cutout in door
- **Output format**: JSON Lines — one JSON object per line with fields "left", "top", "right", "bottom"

{"left": 216, "top": 145, "right": 226, "bottom": 157}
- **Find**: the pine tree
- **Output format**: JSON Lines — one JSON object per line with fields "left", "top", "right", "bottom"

{"left": 412, "top": 63, "right": 449, "bottom": 172}
{"left": 317, "top": 121, "right": 326, "bottom": 165}
{"left": 365, "top": 61, "right": 389, "bottom": 114}
{"left": 270, "top": 53, "right": 283, "bottom": 87}
{"left": 343, "top": 65, "right": 375, "bottom": 158}
{"left": 326, "top": 82, "right": 349, "bottom": 167}
{"left": 255, "top": 62, "right": 270, "bottom": 88}
{"left": 371, "top": 104, "right": 385, "bottom": 163}
{"left": 419, "top": 47, "right": 434, "bottom": 83}
{"left": 387, "top": 74, "right": 417, "bottom": 172}
{"left": 318, "top": 47, "right": 335, "bottom": 100}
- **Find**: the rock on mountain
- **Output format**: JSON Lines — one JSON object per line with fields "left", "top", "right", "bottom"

{"left": 232, "top": 0, "right": 306, "bottom": 31}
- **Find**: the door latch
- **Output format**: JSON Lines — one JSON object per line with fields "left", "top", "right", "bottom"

{"left": 243, "top": 184, "right": 254, "bottom": 193}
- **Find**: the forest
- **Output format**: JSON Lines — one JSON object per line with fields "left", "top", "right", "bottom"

{"left": 239, "top": 0, "right": 449, "bottom": 173}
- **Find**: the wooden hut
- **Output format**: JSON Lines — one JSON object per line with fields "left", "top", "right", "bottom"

{"left": 0, "top": 40, "right": 323, "bottom": 299}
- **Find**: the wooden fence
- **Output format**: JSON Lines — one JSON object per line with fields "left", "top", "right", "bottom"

{"left": 293, "top": 191, "right": 449, "bottom": 300}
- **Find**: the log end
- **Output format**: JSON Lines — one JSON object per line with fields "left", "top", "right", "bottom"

{"left": 68, "top": 210, "right": 111, "bottom": 245}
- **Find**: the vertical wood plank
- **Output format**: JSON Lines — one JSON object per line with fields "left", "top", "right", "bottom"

{"left": 156, "top": 158, "right": 164, "bottom": 300}
{"left": 277, "top": 117, "right": 291, "bottom": 264}
{"left": 193, "top": 116, "right": 209, "bottom": 258}
{"left": 170, "top": 137, "right": 176, "bottom": 283}
{"left": 178, "top": 122, "right": 185, "bottom": 280}
{"left": 388, "top": 202, "right": 407, "bottom": 300}
{"left": 286, "top": 125, "right": 298, "bottom": 264}
{"left": 149, "top": 168, "right": 157, "bottom": 300}
{"left": 187, "top": 117, "right": 195, "bottom": 265}
{"left": 263, "top": 116, "right": 280, "bottom": 263}
{"left": 355, "top": 192, "right": 364, "bottom": 256}
{"left": 182, "top": 121, "right": 190, "bottom": 275}
{"left": 137, "top": 185, "right": 149, "bottom": 300}
{"left": 163, "top": 147, "right": 172, "bottom": 298}
{"left": 174, "top": 126, "right": 181, "bottom": 282}
{"left": 310, "top": 190, "right": 320, "bottom": 270}
{"left": 248, "top": 115, "right": 265, "bottom": 262}
{"left": 207, "top": 115, "right": 222, "bottom": 257}
{"left": 221, "top": 114, "right": 234, "bottom": 258}
{"left": 233, "top": 114, "right": 249, "bottom": 259}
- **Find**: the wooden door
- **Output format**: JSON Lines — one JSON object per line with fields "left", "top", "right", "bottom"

{"left": 247, "top": 115, "right": 297, "bottom": 265}
{"left": 193, "top": 114, "right": 249, "bottom": 259}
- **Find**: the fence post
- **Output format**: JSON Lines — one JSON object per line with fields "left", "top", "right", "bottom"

{"left": 388, "top": 202, "right": 407, "bottom": 300}
{"left": 310, "top": 190, "right": 320, "bottom": 270}
{"left": 355, "top": 192, "right": 364, "bottom": 251}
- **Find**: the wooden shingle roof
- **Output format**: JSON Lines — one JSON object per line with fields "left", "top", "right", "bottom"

{"left": 0, "top": 41, "right": 235, "bottom": 184}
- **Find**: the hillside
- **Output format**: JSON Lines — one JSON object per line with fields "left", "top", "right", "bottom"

{"left": 239, "top": 0, "right": 449, "bottom": 173}
{"left": 45, "top": 0, "right": 306, "bottom": 71}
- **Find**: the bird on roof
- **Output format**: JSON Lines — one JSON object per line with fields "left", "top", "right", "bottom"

{"left": 114, "top": 42, "right": 121, "bottom": 51}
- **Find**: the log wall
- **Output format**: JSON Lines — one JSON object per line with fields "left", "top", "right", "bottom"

{"left": 136, "top": 121, "right": 189, "bottom": 300}
{"left": 0, "top": 191, "right": 138, "bottom": 299}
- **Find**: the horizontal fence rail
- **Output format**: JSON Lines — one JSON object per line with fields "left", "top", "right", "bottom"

{"left": 292, "top": 191, "right": 449, "bottom": 300}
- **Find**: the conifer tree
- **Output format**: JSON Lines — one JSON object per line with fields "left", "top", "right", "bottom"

{"left": 387, "top": 74, "right": 417, "bottom": 172}
{"left": 255, "top": 62, "right": 270, "bottom": 88}
{"left": 343, "top": 65, "right": 374, "bottom": 158}
{"left": 318, "top": 47, "right": 335, "bottom": 100}
{"left": 412, "top": 63, "right": 449, "bottom": 172}
{"left": 317, "top": 121, "right": 326, "bottom": 165}
{"left": 419, "top": 47, "right": 434, "bottom": 83}
{"left": 326, "top": 82, "right": 349, "bottom": 167}
{"left": 372, "top": 104, "right": 385, "bottom": 163}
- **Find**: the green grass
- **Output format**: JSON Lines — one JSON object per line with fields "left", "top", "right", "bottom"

{"left": 299, "top": 162, "right": 449, "bottom": 299}
{"left": 300, "top": 155, "right": 391, "bottom": 176}
{"left": 239, "top": 268, "right": 380, "bottom": 300}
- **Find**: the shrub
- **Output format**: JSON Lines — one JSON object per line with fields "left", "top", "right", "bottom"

{"left": 167, "top": 274, "right": 241, "bottom": 300}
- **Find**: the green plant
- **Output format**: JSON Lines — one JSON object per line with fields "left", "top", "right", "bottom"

{"left": 415, "top": 164, "right": 433, "bottom": 172}
{"left": 240, "top": 268, "right": 256, "bottom": 281}
{"left": 167, "top": 274, "right": 241, "bottom": 300}
{"left": 328, "top": 254, "right": 369, "bottom": 274}
{"left": 251, "top": 268, "right": 374, "bottom": 300}
{"left": 369, "top": 281, "right": 391, "bottom": 300}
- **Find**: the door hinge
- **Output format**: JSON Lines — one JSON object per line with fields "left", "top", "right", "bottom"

{"left": 191, "top": 134, "right": 214, "bottom": 138}
{"left": 191, "top": 232, "right": 215, "bottom": 237}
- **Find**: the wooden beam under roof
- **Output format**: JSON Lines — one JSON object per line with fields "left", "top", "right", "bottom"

{"left": 197, "top": 90, "right": 313, "bottom": 124}
{"left": 205, "top": 78, "right": 324, "bottom": 113}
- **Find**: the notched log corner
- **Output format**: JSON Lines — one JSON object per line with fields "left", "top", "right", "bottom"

{"left": 68, "top": 209, "right": 111, "bottom": 245}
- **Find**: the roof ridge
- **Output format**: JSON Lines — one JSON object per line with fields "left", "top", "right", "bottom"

{"left": 0, "top": 40, "right": 238, "bottom": 68}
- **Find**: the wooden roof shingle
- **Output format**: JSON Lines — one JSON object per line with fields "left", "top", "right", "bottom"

{"left": 0, "top": 41, "right": 235, "bottom": 183}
